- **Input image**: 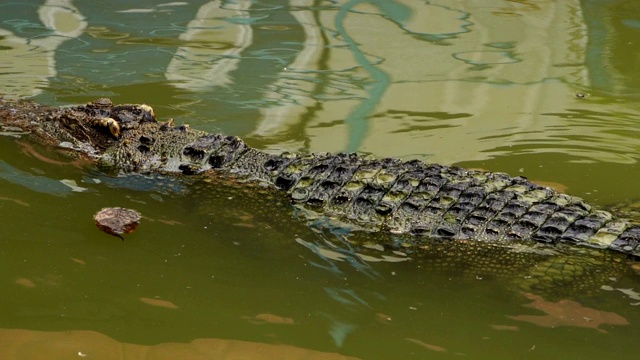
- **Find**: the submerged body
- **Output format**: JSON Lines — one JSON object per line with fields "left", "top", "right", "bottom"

{"left": 1, "top": 97, "right": 639, "bottom": 258}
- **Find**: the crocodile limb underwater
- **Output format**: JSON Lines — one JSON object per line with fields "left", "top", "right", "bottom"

{"left": 1, "top": 96, "right": 640, "bottom": 260}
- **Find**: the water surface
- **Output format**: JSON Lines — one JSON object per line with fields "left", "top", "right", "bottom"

{"left": 1, "top": 1, "right": 640, "bottom": 359}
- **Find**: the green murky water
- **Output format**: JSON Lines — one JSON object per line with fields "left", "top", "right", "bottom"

{"left": 2, "top": 1, "right": 640, "bottom": 359}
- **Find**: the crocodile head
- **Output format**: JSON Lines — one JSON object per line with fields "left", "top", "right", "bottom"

{"left": 0, "top": 97, "right": 156, "bottom": 153}
{"left": 0, "top": 97, "right": 239, "bottom": 175}
{"left": 1, "top": 96, "right": 166, "bottom": 162}
{"left": 80, "top": 98, "right": 157, "bottom": 139}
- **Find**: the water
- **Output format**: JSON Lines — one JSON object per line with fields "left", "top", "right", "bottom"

{"left": 1, "top": 0, "right": 640, "bottom": 359}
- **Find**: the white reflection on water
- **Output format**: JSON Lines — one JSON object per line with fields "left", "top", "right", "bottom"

{"left": 0, "top": 0, "right": 86, "bottom": 97}
{"left": 166, "top": 0, "right": 253, "bottom": 89}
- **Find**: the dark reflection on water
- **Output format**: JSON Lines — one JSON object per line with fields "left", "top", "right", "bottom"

{"left": 2, "top": 0, "right": 640, "bottom": 359}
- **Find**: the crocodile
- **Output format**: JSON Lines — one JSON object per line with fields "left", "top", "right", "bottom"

{"left": 1, "top": 96, "right": 640, "bottom": 260}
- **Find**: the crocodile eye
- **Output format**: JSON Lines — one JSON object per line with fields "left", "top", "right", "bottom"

{"left": 103, "top": 118, "right": 120, "bottom": 138}
{"left": 139, "top": 104, "right": 156, "bottom": 122}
